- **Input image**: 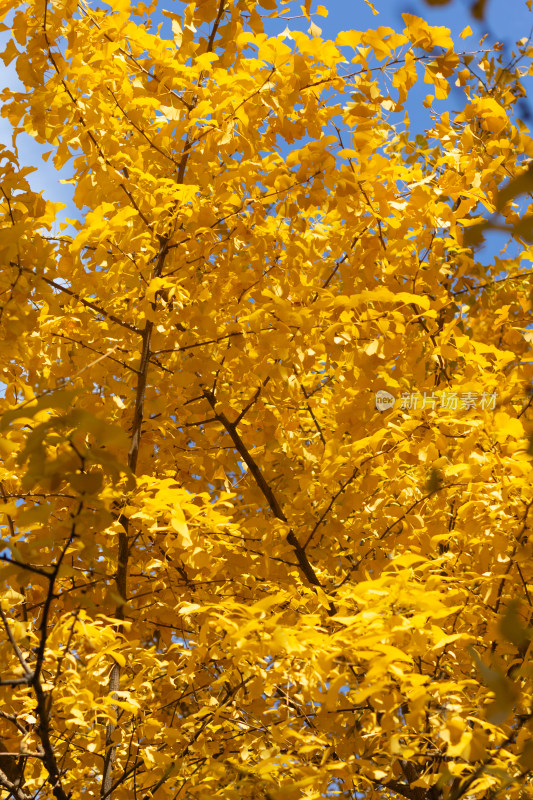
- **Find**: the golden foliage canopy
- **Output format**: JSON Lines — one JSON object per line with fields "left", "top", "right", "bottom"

{"left": 1, "top": 1, "right": 533, "bottom": 799}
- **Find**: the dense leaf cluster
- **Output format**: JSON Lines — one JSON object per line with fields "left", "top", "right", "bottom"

{"left": 1, "top": 1, "right": 533, "bottom": 798}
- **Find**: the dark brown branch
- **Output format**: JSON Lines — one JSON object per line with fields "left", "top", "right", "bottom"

{"left": 102, "top": 235, "right": 171, "bottom": 799}
{"left": 42, "top": 15, "right": 154, "bottom": 230}
{"left": 30, "top": 272, "right": 140, "bottom": 334}
{"left": 0, "top": 766, "right": 32, "bottom": 800}
{"left": 373, "top": 778, "right": 423, "bottom": 800}
{"left": 234, "top": 379, "right": 269, "bottom": 425}
{"left": 0, "top": 609, "right": 33, "bottom": 679}
{"left": 155, "top": 329, "right": 272, "bottom": 355}
{"left": 303, "top": 466, "right": 359, "bottom": 550}
{"left": 0, "top": 556, "right": 53, "bottom": 578}
{"left": 322, "top": 251, "right": 349, "bottom": 289}
{"left": 451, "top": 269, "right": 533, "bottom": 297}
{"left": 79, "top": 7, "right": 192, "bottom": 112}
{"left": 49, "top": 333, "right": 137, "bottom": 373}
{"left": 206, "top": 0, "right": 226, "bottom": 53}
{"left": 22, "top": 515, "right": 82, "bottom": 800}
{"left": 294, "top": 371, "right": 326, "bottom": 446}
{"left": 107, "top": 87, "right": 180, "bottom": 167}
{"left": 201, "top": 389, "right": 285, "bottom": 521}
{"left": 201, "top": 388, "right": 336, "bottom": 616}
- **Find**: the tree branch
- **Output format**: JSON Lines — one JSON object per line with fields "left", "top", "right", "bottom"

{"left": 0, "top": 766, "right": 32, "bottom": 800}
{"left": 30, "top": 271, "right": 140, "bottom": 334}
{"left": 201, "top": 388, "right": 336, "bottom": 615}
{"left": 101, "top": 235, "right": 171, "bottom": 799}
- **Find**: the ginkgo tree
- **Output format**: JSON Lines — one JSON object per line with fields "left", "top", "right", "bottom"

{"left": 2, "top": 0, "right": 533, "bottom": 798}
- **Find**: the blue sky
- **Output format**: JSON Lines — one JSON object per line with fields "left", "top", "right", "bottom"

{"left": 317, "top": 0, "right": 532, "bottom": 45}
{"left": 1, "top": 0, "right": 532, "bottom": 235}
